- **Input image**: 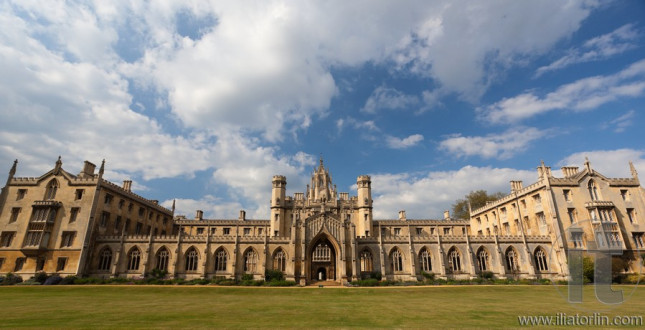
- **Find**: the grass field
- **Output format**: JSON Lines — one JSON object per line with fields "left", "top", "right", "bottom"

{"left": 1, "top": 285, "right": 644, "bottom": 328}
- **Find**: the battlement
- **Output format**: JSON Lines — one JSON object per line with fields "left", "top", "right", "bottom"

{"left": 357, "top": 175, "right": 371, "bottom": 182}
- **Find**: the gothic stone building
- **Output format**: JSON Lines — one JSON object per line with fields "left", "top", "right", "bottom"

{"left": 0, "top": 157, "right": 643, "bottom": 284}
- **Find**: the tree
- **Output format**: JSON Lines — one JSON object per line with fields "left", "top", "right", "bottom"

{"left": 451, "top": 190, "right": 506, "bottom": 220}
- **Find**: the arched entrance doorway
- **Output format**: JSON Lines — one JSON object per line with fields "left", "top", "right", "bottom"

{"left": 310, "top": 238, "right": 336, "bottom": 281}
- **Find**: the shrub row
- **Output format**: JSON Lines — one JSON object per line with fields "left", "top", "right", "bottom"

{"left": 0, "top": 271, "right": 297, "bottom": 287}
{"left": 351, "top": 273, "right": 554, "bottom": 287}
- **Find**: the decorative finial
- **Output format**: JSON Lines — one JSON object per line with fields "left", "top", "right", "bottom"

{"left": 319, "top": 154, "right": 323, "bottom": 167}
{"left": 99, "top": 159, "right": 105, "bottom": 175}
{"left": 54, "top": 156, "right": 63, "bottom": 174}
{"left": 172, "top": 199, "right": 176, "bottom": 213}
{"left": 584, "top": 157, "right": 591, "bottom": 172}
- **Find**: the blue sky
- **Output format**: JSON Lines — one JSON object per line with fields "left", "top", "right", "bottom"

{"left": 1, "top": 1, "right": 644, "bottom": 219}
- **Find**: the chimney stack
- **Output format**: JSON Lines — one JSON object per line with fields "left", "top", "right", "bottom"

{"left": 561, "top": 166, "right": 579, "bottom": 177}
{"left": 510, "top": 180, "right": 523, "bottom": 192}
{"left": 123, "top": 180, "right": 132, "bottom": 192}
{"left": 196, "top": 210, "right": 203, "bottom": 221}
{"left": 239, "top": 210, "right": 246, "bottom": 221}
{"left": 81, "top": 161, "right": 96, "bottom": 177}
{"left": 398, "top": 210, "right": 406, "bottom": 221}
{"left": 444, "top": 210, "right": 450, "bottom": 220}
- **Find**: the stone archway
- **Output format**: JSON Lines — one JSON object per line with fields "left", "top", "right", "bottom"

{"left": 310, "top": 237, "right": 336, "bottom": 281}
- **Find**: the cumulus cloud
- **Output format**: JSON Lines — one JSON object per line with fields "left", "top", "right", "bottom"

{"left": 479, "top": 59, "right": 645, "bottom": 124}
{"left": 370, "top": 166, "right": 536, "bottom": 219}
{"left": 439, "top": 128, "right": 547, "bottom": 159}
{"left": 361, "top": 86, "right": 419, "bottom": 114}
{"left": 536, "top": 24, "right": 640, "bottom": 77}
{"left": 385, "top": 134, "right": 424, "bottom": 149}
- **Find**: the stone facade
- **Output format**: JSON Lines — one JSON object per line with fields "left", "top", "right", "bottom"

{"left": 0, "top": 158, "right": 173, "bottom": 278}
{"left": 0, "top": 157, "right": 643, "bottom": 284}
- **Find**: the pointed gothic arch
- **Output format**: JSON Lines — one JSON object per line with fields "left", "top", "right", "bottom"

{"left": 447, "top": 246, "right": 462, "bottom": 273}
{"left": 243, "top": 247, "right": 259, "bottom": 273}
{"left": 476, "top": 246, "right": 490, "bottom": 273}
{"left": 505, "top": 246, "right": 520, "bottom": 272}
{"left": 127, "top": 246, "right": 141, "bottom": 271}
{"left": 418, "top": 247, "right": 432, "bottom": 273}
{"left": 214, "top": 246, "right": 228, "bottom": 272}
{"left": 155, "top": 246, "right": 171, "bottom": 271}
{"left": 360, "top": 248, "right": 374, "bottom": 273}
{"left": 273, "top": 248, "right": 287, "bottom": 272}
{"left": 184, "top": 246, "right": 199, "bottom": 272}
{"left": 390, "top": 247, "right": 404, "bottom": 272}
{"left": 534, "top": 246, "right": 549, "bottom": 272}
{"left": 98, "top": 246, "right": 112, "bottom": 271}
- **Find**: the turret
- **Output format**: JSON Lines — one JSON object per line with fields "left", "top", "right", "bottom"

{"left": 356, "top": 175, "right": 372, "bottom": 236}
{"left": 271, "top": 175, "right": 287, "bottom": 236}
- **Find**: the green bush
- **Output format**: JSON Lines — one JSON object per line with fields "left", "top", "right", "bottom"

{"left": 60, "top": 275, "right": 77, "bottom": 285}
{"left": 351, "top": 278, "right": 379, "bottom": 286}
{"left": 265, "top": 270, "right": 285, "bottom": 282}
{"left": 583, "top": 257, "right": 594, "bottom": 283}
{"left": 240, "top": 280, "right": 264, "bottom": 286}
{"left": 480, "top": 271, "right": 494, "bottom": 280}
{"left": 0, "top": 273, "right": 23, "bottom": 286}
{"left": 16, "top": 278, "right": 41, "bottom": 285}
{"left": 266, "top": 280, "right": 297, "bottom": 287}
{"left": 241, "top": 274, "right": 254, "bottom": 281}
{"left": 370, "top": 272, "right": 382, "bottom": 280}
{"left": 146, "top": 269, "right": 168, "bottom": 280}
{"left": 421, "top": 272, "right": 435, "bottom": 280}
{"left": 33, "top": 272, "right": 49, "bottom": 284}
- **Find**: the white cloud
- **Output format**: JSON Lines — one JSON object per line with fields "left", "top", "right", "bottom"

{"left": 162, "top": 195, "right": 245, "bottom": 220}
{"left": 602, "top": 110, "right": 636, "bottom": 133}
{"left": 557, "top": 149, "right": 645, "bottom": 179}
{"left": 361, "top": 86, "right": 419, "bottom": 114}
{"left": 536, "top": 24, "right": 639, "bottom": 77}
{"left": 439, "top": 128, "right": 547, "bottom": 159}
{"left": 385, "top": 134, "right": 424, "bottom": 149}
{"left": 480, "top": 59, "right": 645, "bottom": 124}
{"left": 370, "top": 166, "right": 536, "bottom": 219}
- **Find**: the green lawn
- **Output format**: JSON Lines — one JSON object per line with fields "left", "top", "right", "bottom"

{"left": 0, "top": 285, "right": 644, "bottom": 328}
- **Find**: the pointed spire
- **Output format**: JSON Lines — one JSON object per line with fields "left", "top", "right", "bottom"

{"left": 9, "top": 159, "right": 17, "bottom": 177}
{"left": 630, "top": 161, "right": 639, "bottom": 180}
{"left": 319, "top": 154, "right": 324, "bottom": 168}
{"left": 99, "top": 159, "right": 105, "bottom": 176}
{"left": 171, "top": 199, "right": 176, "bottom": 214}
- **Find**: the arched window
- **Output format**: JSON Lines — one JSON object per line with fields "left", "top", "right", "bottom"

{"left": 273, "top": 249, "right": 286, "bottom": 272}
{"left": 185, "top": 247, "right": 198, "bottom": 271}
{"left": 448, "top": 247, "right": 461, "bottom": 272}
{"left": 127, "top": 247, "right": 141, "bottom": 271}
{"left": 588, "top": 180, "right": 599, "bottom": 201}
{"left": 45, "top": 179, "right": 58, "bottom": 200}
{"left": 155, "top": 247, "right": 170, "bottom": 271}
{"left": 477, "top": 247, "right": 489, "bottom": 272}
{"left": 360, "top": 250, "right": 373, "bottom": 273}
{"left": 391, "top": 248, "right": 403, "bottom": 272}
{"left": 419, "top": 248, "right": 431, "bottom": 273}
{"left": 534, "top": 247, "right": 548, "bottom": 272}
{"left": 244, "top": 249, "right": 258, "bottom": 273}
{"left": 214, "top": 248, "right": 227, "bottom": 272}
{"left": 313, "top": 243, "right": 331, "bottom": 262}
{"left": 98, "top": 247, "right": 112, "bottom": 271}
{"left": 505, "top": 247, "right": 519, "bottom": 272}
